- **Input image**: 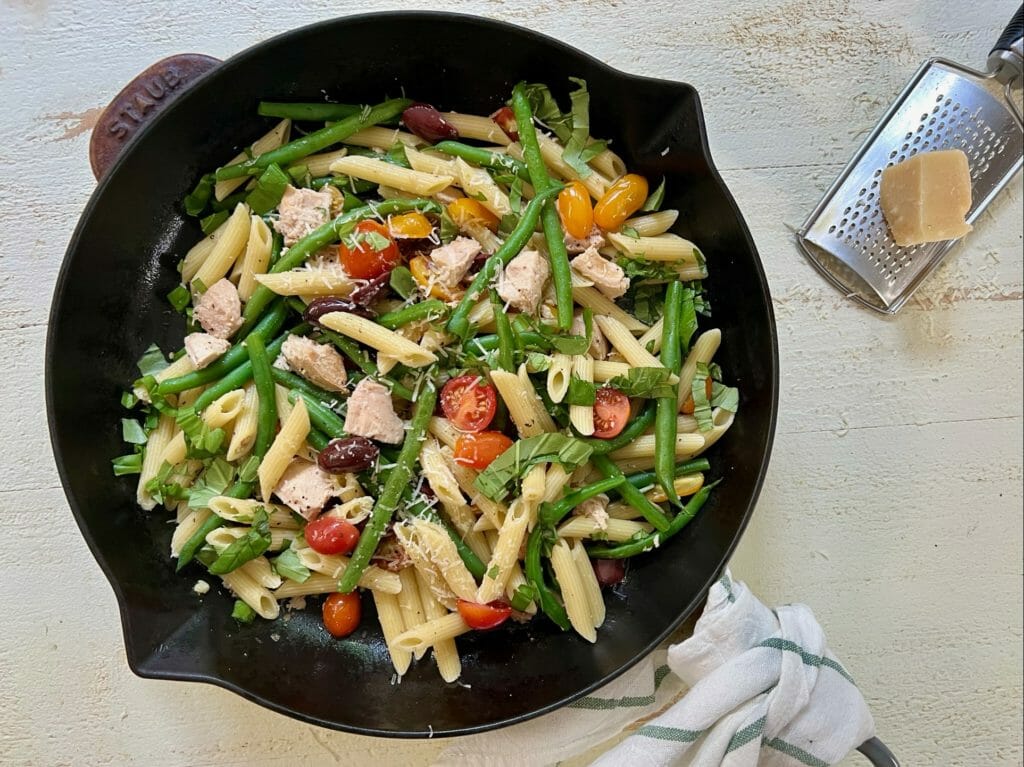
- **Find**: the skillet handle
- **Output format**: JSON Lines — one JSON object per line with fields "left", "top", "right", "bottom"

{"left": 89, "top": 54, "right": 221, "bottom": 180}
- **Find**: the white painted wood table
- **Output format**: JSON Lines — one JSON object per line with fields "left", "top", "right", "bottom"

{"left": 2, "top": 1, "right": 1021, "bottom": 764}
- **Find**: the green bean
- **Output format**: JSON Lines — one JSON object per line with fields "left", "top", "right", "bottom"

{"left": 215, "top": 98, "right": 411, "bottom": 181}
{"left": 376, "top": 299, "right": 448, "bottom": 330}
{"left": 591, "top": 454, "right": 671, "bottom": 532}
{"left": 267, "top": 230, "right": 284, "bottom": 269}
{"left": 538, "top": 476, "right": 625, "bottom": 527}
{"left": 510, "top": 84, "right": 573, "bottom": 330}
{"left": 191, "top": 324, "right": 309, "bottom": 412}
{"left": 431, "top": 141, "right": 530, "bottom": 180}
{"left": 245, "top": 334, "right": 277, "bottom": 459}
{"left": 338, "top": 381, "right": 437, "bottom": 592}
{"left": 583, "top": 401, "right": 656, "bottom": 455}
{"left": 489, "top": 289, "right": 516, "bottom": 372}
{"left": 620, "top": 459, "right": 711, "bottom": 494}
{"left": 308, "top": 175, "right": 377, "bottom": 194}
{"left": 238, "top": 198, "right": 442, "bottom": 336}
{"left": 655, "top": 282, "right": 684, "bottom": 505}
{"left": 257, "top": 102, "right": 362, "bottom": 121}
{"left": 175, "top": 480, "right": 252, "bottom": 570}
{"left": 306, "top": 428, "right": 329, "bottom": 452}
{"left": 404, "top": 502, "right": 487, "bottom": 581}
{"left": 318, "top": 328, "right": 415, "bottom": 401}
{"left": 156, "top": 300, "right": 288, "bottom": 395}
{"left": 463, "top": 331, "right": 548, "bottom": 356}
{"left": 269, "top": 367, "right": 341, "bottom": 406}
{"left": 525, "top": 524, "right": 571, "bottom": 630}
{"left": 446, "top": 185, "right": 561, "bottom": 339}
{"left": 287, "top": 390, "right": 346, "bottom": 438}
{"left": 587, "top": 482, "right": 720, "bottom": 559}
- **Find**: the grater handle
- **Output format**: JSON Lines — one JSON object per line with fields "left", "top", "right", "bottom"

{"left": 987, "top": 5, "right": 1023, "bottom": 84}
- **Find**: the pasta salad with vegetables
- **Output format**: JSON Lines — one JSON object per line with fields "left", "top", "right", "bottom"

{"left": 114, "top": 79, "right": 738, "bottom": 682}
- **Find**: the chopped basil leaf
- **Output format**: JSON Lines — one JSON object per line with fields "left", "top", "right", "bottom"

{"left": 618, "top": 225, "right": 641, "bottom": 239}
{"left": 508, "top": 176, "right": 524, "bottom": 214}
{"left": 475, "top": 433, "right": 593, "bottom": 502}
{"left": 188, "top": 458, "right": 236, "bottom": 509}
{"left": 561, "top": 78, "right": 605, "bottom": 178}
{"left": 606, "top": 367, "right": 676, "bottom": 399}
{"left": 176, "top": 408, "right": 226, "bottom": 459}
{"left": 711, "top": 381, "right": 740, "bottom": 413}
{"left": 439, "top": 209, "right": 459, "bottom": 243}
{"left": 167, "top": 284, "right": 191, "bottom": 313}
{"left": 237, "top": 454, "right": 260, "bottom": 484}
{"left": 565, "top": 377, "right": 596, "bottom": 406}
{"left": 273, "top": 546, "right": 311, "bottom": 583}
{"left": 641, "top": 178, "right": 666, "bottom": 212}
{"left": 386, "top": 141, "right": 411, "bottom": 168}
{"left": 120, "top": 390, "right": 139, "bottom": 409}
{"left": 679, "top": 287, "right": 698, "bottom": 353}
{"left": 246, "top": 164, "right": 291, "bottom": 215}
{"left": 121, "top": 418, "right": 148, "bottom": 445}
{"left": 111, "top": 453, "right": 143, "bottom": 476}
{"left": 362, "top": 230, "right": 391, "bottom": 251}
{"left": 287, "top": 164, "right": 309, "bottom": 185}
{"left": 486, "top": 565, "right": 500, "bottom": 580}
{"left": 532, "top": 308, "right": 592, "bottom": 355}
{"left": 497, "top": 213, "right": 518, "bottom": 236}
{"left": 191, "top": 277, "right": 208, "bottom": 296}
{"left": 691, "top": 363, "right": 714, "bottom": 432}
{"left": 519, "top": 83, "right": 572, "bottom": 142}
{"left": 136, "top": 344, "right": 168, "bottom": 377}
{"left": 389, "top": 265, "right": 416, "bottom": 300}
{"left": 145, "top": 461, "right": 188, "bottom": 504}
{"left": 509, "top": 583, "right": 537, "bottom": 612}
{"left": 231, "top": 599, "right": 257, "bottom": 623}
{"left": 200, "top": 210, "right": 229, "bottom": 235}
{"left": 625, "top": 283, "right": 665, "bottom": 326}
{"left": 184, "top": 173, "right": 215, "bottom": 217}
{"left": 525, "top": 352, "right": 551, "bottom": 372}
{"left": 209, "top": 507, "right": 271, "bottom": 574}
{"left": 616, "top": 257, "right": 678, "bottom": 281}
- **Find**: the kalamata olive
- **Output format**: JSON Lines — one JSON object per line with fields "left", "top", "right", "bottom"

{"left": 317, "top": 436, "right": 380, "bottom": 474}
{"left": 490, "top": 106, "right": 519, "bottom": 141}
{"left": 395, "top": 237, "right": 432, "bottom": 262}
{"left": 402, "top": 103, "right": 459, "bottom": 142}
{"left": 592, "top": 558, "right": 626, "bottom": 587}
{"left": 348, "top": 271, "right": 391, "bottom": 307}
{"left": 303, "top": 296, "right": 373, "bottom": 325}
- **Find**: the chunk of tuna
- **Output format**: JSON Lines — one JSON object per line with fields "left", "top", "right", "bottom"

{"left": 194, "top": 278, "right": 243, "bottom": 339}
{"left": 273, "top": 185, "right": 333, "bottom": 246}
{"left": 273, "top": 460, "right": 339, "bottom": 520}
{"left": 344, "top": 379, "right": 406, "bottom": 444}
{"left": 575, "top": 493, "right": 610, "bottom": 531}
{"left": 570, "top": 245, "right": 629, "bottom": 299}
{"left": 571, "top": 311, "right": 609, "bottom": 359}
{"left": 183, "top": 333, "right": 231, "bottom": 370}
{"left": 564, "top": 225, "right": 606, "bottom": 254}
{"left": 496, "top": 249, "right": 550, "bottom": 313}
{"left": 281, "top": 335, "right": 347, "bottom": 393}
{"left": 428, "top": 236, "right": 481, "bottom": 288}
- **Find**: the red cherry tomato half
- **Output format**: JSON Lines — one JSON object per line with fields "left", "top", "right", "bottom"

{"left": 322, "top": 592, "right": 361, "bottom": 638}
{"left": 592, "top": 387, "right": 631, "bottom": 439}
{"left": 338, "top": 220, "right": 401, "bottom": 280}
{"left": 490, "top": 106, "right": 519, "bottom": 141}
{"left": 305, "top": 516, "right": 360, "bottom": 556}
{"left": 440, "top": 375, "right": 497, "bottom": 432}
{"left": 454, "top": 431, "right": 513, "bottom": 470}
{"left": 592, "top": 558, "right": 626, "bottom": 587}
{"left": 457, "top": 598, "right": 512, "bottom": 630}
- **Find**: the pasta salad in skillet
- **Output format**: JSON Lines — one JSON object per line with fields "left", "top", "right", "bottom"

{"left": 113, "top": 79, "right": 738, "bottom": 682}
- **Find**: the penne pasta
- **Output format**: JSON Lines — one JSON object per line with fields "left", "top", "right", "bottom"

{"left": 391, "top": 612, "right": 472, "bottom": 655}
{"left": 550, "top": 540, "right": 596, "bottom": 642}
{"left": 345, "top": 126, "right": 424, "bottom": 150}
{"left": 607, "top": 231, "right": 699, "bottom": 263}
{"left": 214, "top": 119, "right": 290, "bottom": 200}
{"left": 452, "top": 157, "right": 512, "bottom": 218}
{"left": 237, "top": 216, "right": 273, "bottom": 302}
{"left": 416, "top": 569, "right": 462, "bottom": 682}
{"left": 330, "top": 155, "right": 454, "bottom": 196}
{"left": 257, "top": 399, "right": 310, "bottom": 501}
{"left": 319, "top": 311, "right": 438, "bottom": 367}
{"left": 557, "top": 517, "right": 653, "bottom": 542}
{"left": 477, "top": 497, "right": 533, "bottom": 604}
{"left": 226, "top": 383, "right": 258, "bottom": 461}
{"left": 677, "top": 328, "right": 722, "bottom": 409}
{"left": 404, "top": 145, "right": 458, "bottom": 176}
{"left": 489, "top": 368, "right": 556, "bottom": 437}
{"left": 201, "top": 388, "right": 246, "bottom": 429}
{"left": 608, "top": 433, "right": 705, "bottom": 461}
{"left": 181, "top": 220, "right": 227, "bottom": 284}
{"left": 596, "top": 315, "right": 665, "bottom": 368}
{"left": 569, "top": 356, "right": 595, "bottom": 436}
{"left": 570, "top": 540, "right": 605, "bottom": 628}
{"left": 222, "top": 568, "right": 279, "bottom": 620}
{"left": 255, "top": 269, "right": 355, "bottom": 298}
{"left": 572, "top": 284, "right": 648, "bottom": 333}
{"left": 171, "top": 508, "right": 211, "bottom": 558}
{"left": 207, "top": 496, "right": 300, "bottom": 528}
{"left": 546, "top": 353, "right": 572, "bottom": 404}
{"left": 295, "top": 147, "right": 348, "bottom": 177}
{"left": 589, "top": 146, "right": 626, "bottom": 180}
{"left": 192, "top": 203, "right": 251, "bottom": 289}
{"left": 694, "top": 408, "right": 735, "bottom": 456}
{"left": 441, "top": 112, "right": 511, "bottom": 145}
{"left": 535, "top": 135, "right": 611, "bottom": 199}
{"left": 137, "top": 414, "right": 175, "bottom": 510}
{"left": 373, "top": 590, "right": 412, "bottom": 675}
{"left": 397, "top": 567, "right": 428, "bottom": 659}
{"left": 624, "top": 209, "right": 680, "bottom": 237}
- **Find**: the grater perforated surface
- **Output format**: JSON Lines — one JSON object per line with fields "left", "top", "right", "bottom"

{"left": 798, "top": 60, "right": 1023, "bottom": 313}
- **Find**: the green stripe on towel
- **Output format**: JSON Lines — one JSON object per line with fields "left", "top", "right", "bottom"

{"left": 726, "top": 715, "right": 766, "bottom": 752}
{"left": 757, "top": 638, "right": 856, "bottom": 684}
{"left": 764, "top": 737, "right": 830, "bottom": 767}
{"left": 637, "top": 724, "right": 704, "bottom": 743}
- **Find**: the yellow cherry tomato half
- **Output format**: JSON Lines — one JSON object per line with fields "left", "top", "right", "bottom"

{"left": 593, "top": 173, "right": 649, "bottom": 231}
{"left": 387, "top": 211, "right": 434, "bottom": 239}
{"left": 409, "top": 254, "right": 459, "bottom": 301}
{"left": 556, "top": 180, "right": 594, "bottom": 239}
{"left": 447, "top": 197, "right": 500, "bottom": 233}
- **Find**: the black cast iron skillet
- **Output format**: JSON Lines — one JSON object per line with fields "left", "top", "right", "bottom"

{"left": 47, "top": 12, "right": 781, "bottom": 739}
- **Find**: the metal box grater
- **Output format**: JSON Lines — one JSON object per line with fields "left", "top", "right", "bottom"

{"left": 797, "top": 10, "right": 1023, "bottom": 314}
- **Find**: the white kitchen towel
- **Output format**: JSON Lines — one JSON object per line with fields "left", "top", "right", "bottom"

{"left": 434, "top": 570, "right": 874, "bottom": 767}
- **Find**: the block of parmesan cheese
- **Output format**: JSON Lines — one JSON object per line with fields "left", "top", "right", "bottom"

{"left": 879, "top": 149, "right": 973, "bottom": 247}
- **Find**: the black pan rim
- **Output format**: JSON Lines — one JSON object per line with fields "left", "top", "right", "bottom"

{"left": 45, "top": 10, "right": 779, "bottom": 738}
